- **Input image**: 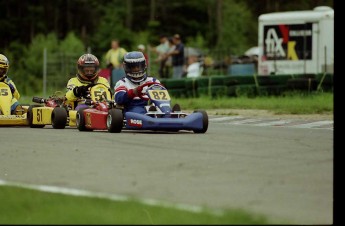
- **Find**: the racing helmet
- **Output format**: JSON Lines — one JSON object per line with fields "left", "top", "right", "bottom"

{"left": 76, "top": 53, "right": 100, "bottom": 82}
{"left": 0, "top": 54, "right": 10, "bottom": 80}
{"left": 123, "top": 51, "right": 147, "bottom": 84}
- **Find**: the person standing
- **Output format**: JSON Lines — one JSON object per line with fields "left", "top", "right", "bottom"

{"left": 165, "top": 34, "right": 184, "bottom": 79}
{"left": 105, "top": 39, "right": 127, "bottom": 69}
{"left": 137, "top": 44, "right": 149, "bottom": 66}
{"left": 151, "top": 34, "right": 170, "bottom": 78}
{"left": 104, "top": 39, "right": 127, "bottom": 88}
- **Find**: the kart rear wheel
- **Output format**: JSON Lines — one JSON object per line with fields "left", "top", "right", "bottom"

{"left": 51, "top": 107, "right": 67, "bottom": 129}
{"left": 27, "top": 105, "right": 45, "bottom": 128}
{"left": 193, "top": 110, "right": 208, "bottom": 133}
{"left": 107, "top": 109, "right": 123, "bottom": 133}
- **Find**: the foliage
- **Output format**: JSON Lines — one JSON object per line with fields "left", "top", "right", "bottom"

{"left": 0, "top": 0, "right": 334, "bottom": 94}
{"left": 216, "top": 0, "right": 255, "bottom": 55}
{"left": 6, "top": 32, "right": 85, "bottom": 95}
{"left": 59, "top": 32, "right": 85, "bottom": 54}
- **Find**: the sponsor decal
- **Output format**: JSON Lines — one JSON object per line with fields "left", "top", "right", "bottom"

{"left": 263, "top": 23, "right": 312, "bottom": 61}
{"left": 127, "top": 118, "right": 142, "bottom": 127}
{"left": 0, "top": 115, "right": 26, "bottom": 119}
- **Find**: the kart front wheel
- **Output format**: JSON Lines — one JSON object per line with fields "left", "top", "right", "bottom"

{"left": 76, "top": 108, "right": 91, "bottom": 131}
{"left": 51, "top": 107, "right": 67, "bottom": 129}
{"left": 193, "top": 110, "right": 208, "bottom": 134}
{"left": 107, "top": 109, "right": 123, "bottom": 133}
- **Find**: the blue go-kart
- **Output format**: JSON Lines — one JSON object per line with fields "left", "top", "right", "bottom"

{"left": 106, "top": 82, "right": 208, "bottom": 133}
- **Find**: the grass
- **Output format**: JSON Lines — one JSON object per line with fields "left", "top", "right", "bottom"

{"left": 172, "top": 91, "right": 333, "bottom": 115}
{"left": 0, "top": 185, "right": 272, "bottom": 224}
{"left": 20, "top": 91, "right": 333, "bottom": 115}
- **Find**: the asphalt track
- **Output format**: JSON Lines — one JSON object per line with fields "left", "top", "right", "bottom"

{"left": 0, "top": 119, "right": 333, "bottom": 224}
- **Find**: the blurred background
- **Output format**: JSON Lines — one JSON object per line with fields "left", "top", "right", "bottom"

{"left": 0, "top": 0, "right": 334, "bottom": 95}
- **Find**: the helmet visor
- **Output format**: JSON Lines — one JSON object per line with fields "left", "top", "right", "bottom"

{"left": 124, "top": 61, "right": 146, "bottom": 73}
{"left": 124, "top": 61, "right": 146, "bottom": 81}
{"left": 0, "top": 68, "right": 7, "bottom": 77}
{"left": 82, "top": 66, "right": 97, "bottom": 77}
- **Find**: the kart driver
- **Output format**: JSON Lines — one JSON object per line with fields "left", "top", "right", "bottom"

{"left": 0, "top": 54, "right": 25, "bottom": 115}
{"left": 114, "top": 51, "right": 163, "bottom": 114}
{"left": 65, "top": 53, "right": 111, "bottom": 110}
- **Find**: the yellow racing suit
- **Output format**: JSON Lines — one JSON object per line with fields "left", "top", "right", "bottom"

{"left": 1, "top": 76, "right": 21, "bottom": 113}
{"left": 65, "top": 76, "right": 111, "bottom": 110}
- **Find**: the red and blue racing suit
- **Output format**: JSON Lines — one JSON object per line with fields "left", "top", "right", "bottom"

{"left": 114, "top": 77, "right": 160, "bottom": 114}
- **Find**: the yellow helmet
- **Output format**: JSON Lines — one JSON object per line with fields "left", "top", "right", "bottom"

{"left": 0, "top": 54, "right": 9, "bottom": 80}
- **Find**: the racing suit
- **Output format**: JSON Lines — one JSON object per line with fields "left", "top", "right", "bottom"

{"left": 114, "top": 77, "right": 160, "bottom": 114}
{"left": 0, "top": 76, "right": 20, "bottom": 114}
{"left": 65, "top": 76, "right": 110, "bottom": 110}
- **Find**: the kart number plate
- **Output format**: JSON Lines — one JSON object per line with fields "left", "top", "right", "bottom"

{"left": 148, "top": 90, "right": 170, "bottom": 101}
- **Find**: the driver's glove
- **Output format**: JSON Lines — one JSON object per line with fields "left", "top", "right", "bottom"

{"left": 127, "top": 84, "right": 145, "bottom": 99}
{"left": 73, "top": 85, "right": 90, "bottom": 98}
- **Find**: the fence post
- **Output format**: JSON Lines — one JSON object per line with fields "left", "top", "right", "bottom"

{"left": 43, "top": 48, "right": 47, "bottom": 96}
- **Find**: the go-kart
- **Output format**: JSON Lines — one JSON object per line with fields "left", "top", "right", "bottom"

{"left": 30, "top": 83, "right": 114, "bottom": 129}
{"left": 76, "top": 82, "right": 209, "bottom": 133}
{"left": 29, "top": 91, "right": 68, "bottom": 129}
{"left": 0, "top": 82, "right": 29, "bottom": 126}
{"left": 75, "top": 83, "right": 117, "bottom": 131}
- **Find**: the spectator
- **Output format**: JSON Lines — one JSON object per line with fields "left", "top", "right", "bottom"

{"left": 150, "top": 34, "right": 170, "bottom": 78}
{"left": 104, "top": 39, "right": 127, "bottom": 70}
{"left": 137, "top": 44, "right": 149, "bottom": 66}
{"left": 165, "top": 34, "right": 184, "bottom": 79}
{"left": 185, "top": 55, "right": 203, "bottom": 78}
{"left": 104, "top": 39, "right": 127, "bottom": 88}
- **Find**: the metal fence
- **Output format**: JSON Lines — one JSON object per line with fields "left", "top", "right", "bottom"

{"left": 42, "top": 48, "right": 81, "bottom": 96}
{"left": 41, "top": 47, "right": 249, "bottom": 96}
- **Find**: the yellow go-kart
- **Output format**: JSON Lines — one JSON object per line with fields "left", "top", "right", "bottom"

{"left": 29, "top": 83, "right": 113, "bottom": 129}
{"left": 29, "top": 91, "right": 68, "bottom": 129}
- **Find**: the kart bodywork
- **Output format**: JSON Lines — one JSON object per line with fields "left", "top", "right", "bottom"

{"left": 74, "top": 83, "right": 117, "bottom": 131}
{"left": 76, "top": 82, "right": 209, "bottom": 133}
{"left": 28, "top": 91, "right": 68, "bottom": 129}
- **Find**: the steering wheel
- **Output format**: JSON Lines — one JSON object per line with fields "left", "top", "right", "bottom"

{"left": 137, "top": 81, "right": 164, "bottom": 100}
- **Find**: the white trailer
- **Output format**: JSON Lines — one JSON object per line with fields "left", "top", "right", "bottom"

{"left": 258, "top": 6, "right": 334, "bottom": 76}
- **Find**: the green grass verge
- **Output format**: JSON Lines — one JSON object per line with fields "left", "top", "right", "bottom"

{"left": 20, "top": 91, "right": 333, "bottom": 115}
{"left": 172, "top": 91, "right": 333, "bottom": 115}
{"left": 0, "top": 185, "right": 271, "bottom": 224}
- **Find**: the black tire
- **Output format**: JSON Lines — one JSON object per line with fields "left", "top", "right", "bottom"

{"left": 51, "top": 107, "right": 68, "bottom": 129}
{"left": 107, "top": 109, "right": 123, "bottom": 133}
{"left": 193, "top": 110, "right": 208, "bottom": 133}
{"left": 76, "top": 108, "right": 89, "bottom": 131}
{"left": 27, "top": 105, "right": 45, "bottom": 128}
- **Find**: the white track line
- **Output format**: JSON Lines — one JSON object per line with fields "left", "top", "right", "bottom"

{"left": 227, "top": 118, "right": 264, "bottom": 125}
{"left": 209, "top": 116, "right": 244, "bottom": 122}
{"left": 288, "top": 120, "right": 333, "bottom": 128}
{"left": 254, "top": 120, "right": 292, "bottom": 126}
